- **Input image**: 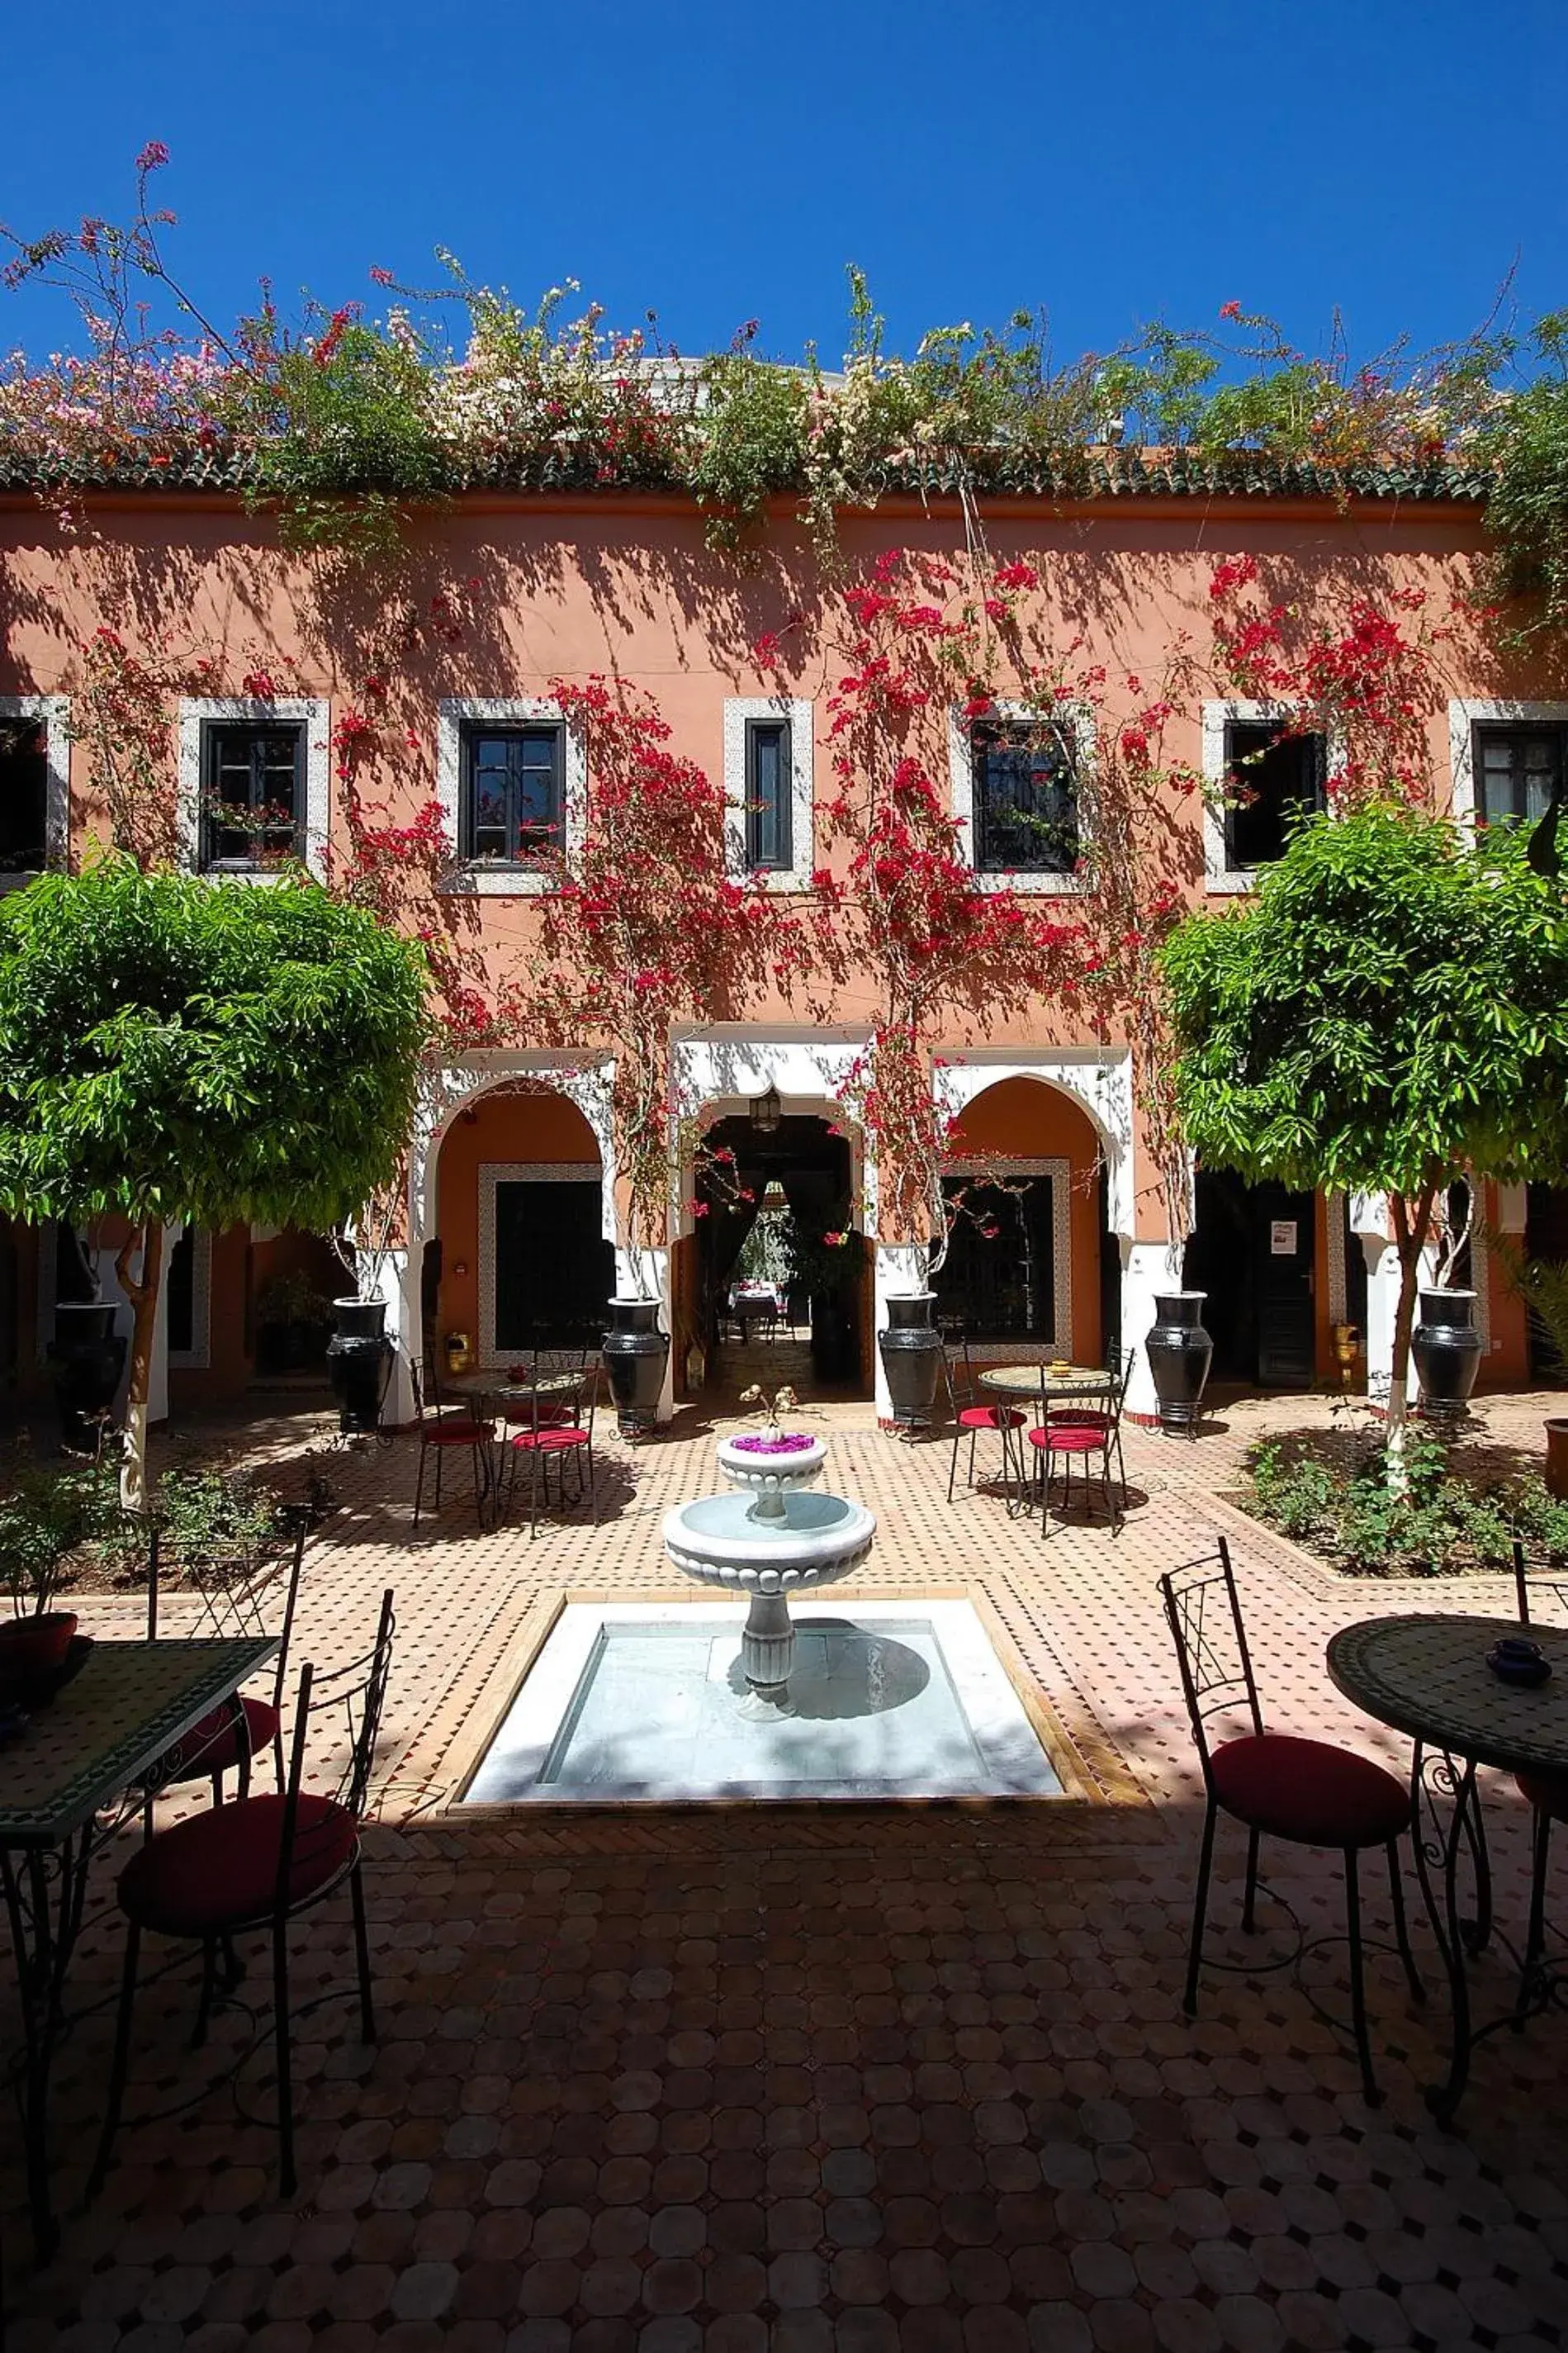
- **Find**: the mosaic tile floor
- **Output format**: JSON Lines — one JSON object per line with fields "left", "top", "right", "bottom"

{"left": 4, "top": 1384, "right": 1567, "bottom": 2348}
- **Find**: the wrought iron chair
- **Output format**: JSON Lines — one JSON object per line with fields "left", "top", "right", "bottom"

{"left": 1160, "top": 1537, "right": 1423, "bottom": 2104}
{"left": 1513, "top": 1539, "right": 1568, "bottom": 1975}
{"left": 138, "top": 1507, "right": 314, "bottom": 1801}
{"left": 91, "top": 1587, "right": 396, "bottom": 2200}
{"left": 942, "top": 1332, "right": 1024, "bottom": 1506}
{"left": 500, "top": 1365, "right": 599, "bottom": 1538}
{"left": 410, "top": 1358, "right": 494, "bottom": 1531}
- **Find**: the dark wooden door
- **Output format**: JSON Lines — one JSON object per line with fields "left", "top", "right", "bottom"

{"left": 494, "top": 1181, "right": 614, "bottom": 1351}
{"left": 1253, "top": 1182, "right": 1315, "bottom": 1389}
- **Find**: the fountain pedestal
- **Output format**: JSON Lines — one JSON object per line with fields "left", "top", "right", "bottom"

{"left": 661, "top": 1433, "right": 876, "bottom": 1707}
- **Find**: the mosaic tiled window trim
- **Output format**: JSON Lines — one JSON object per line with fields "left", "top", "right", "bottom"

{"left": 938, "top": 1155, "right": 1072, "bottom": 1359}
{"left": 476, "top": 1160, "right": 604, "bottom": 1367}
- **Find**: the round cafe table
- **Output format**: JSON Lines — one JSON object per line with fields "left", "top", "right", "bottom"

{"left": 978, "top": 1362, "right": 1111, "bottom": 1407}
{"left": 1328, "top": 1612, "right": 1568, "bottom": 2120}
{"left": 978, "top": 1364, "right": 1114, "bottom": 1520}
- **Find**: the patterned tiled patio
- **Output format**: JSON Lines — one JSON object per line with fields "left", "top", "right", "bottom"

{"left": 5, "top": 1386, "right": 1567, "bottom": 2349}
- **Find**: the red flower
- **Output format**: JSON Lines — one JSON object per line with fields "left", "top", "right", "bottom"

{"left": 135, "top": 140, "right": 169, "bottom": 173}
{"left": 1219, "top": 300, "right": 1243, "bottom": 321}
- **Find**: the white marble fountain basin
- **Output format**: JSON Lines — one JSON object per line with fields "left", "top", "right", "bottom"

{"left": 662, "top": 1434, "right": 878, "bottom": 1703}
{"left": 714, "top": 1432, "right": 827, "bottom": 1507}
{"left": 661, "top": 1487, "right": 875, "bottom": 1593}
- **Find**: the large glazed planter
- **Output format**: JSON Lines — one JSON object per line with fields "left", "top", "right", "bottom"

{"left": 1412, "top": 1288, "right": 1484, "bottom": 1418}
{"left": 326, "top": 1296, "right": 394, "bottom": 1435}
{"left": 50, "top": 1302, "right": 126, "bottom": 1454}
{"left": 602, "top": 1296, "right": 669, "bottom": 1435}
{"left": 1145, "top": 1292, "right": 1213, "bottom": 1436}
{"left": 878, "top": 1293, "right": 945, "bottom": 1428}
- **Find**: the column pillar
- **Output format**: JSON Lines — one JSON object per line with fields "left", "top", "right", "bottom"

{"left": 1119, "top": 1240, "right": 1173, "bottom": 1424}
{"left": 379, "top": 1245, "right": 415, "bottom": 1423}
{"left": 873, "top": 1243, "right": 928, "bottom": 1422}
{"left": 93, "top": 1227, "right": 173, "bottom": 1426}
{"left": 614, "top": 1245, "right": 675, "bottom": 1421}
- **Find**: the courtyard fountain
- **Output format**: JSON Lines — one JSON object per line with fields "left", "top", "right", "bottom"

{"left": 661, "top": 1389, "right": 876, "bottom": 1713}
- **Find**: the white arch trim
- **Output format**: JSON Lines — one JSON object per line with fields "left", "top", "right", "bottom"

{"left": 934, "top": 1051, "right": 1135, "bottom": 1241}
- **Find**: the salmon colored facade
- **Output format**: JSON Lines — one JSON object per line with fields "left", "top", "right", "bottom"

{"left": 0, "top": 481, "right": 1552, "bottom": 1421}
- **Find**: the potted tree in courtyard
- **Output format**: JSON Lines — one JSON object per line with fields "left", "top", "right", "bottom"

{"left": 0, "top": 857, "right": 427, "bottom": 1504}
{"left": 1162, "top": 803, "right": 1568, "bottom": 1472}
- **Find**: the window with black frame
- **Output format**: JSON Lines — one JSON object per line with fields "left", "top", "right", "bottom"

{"left": 1222, "top": 721, "right": 1325, "bottom": 871}
{"left": 970, "top": 717, "right": 1078, "bottom": 874}
{"left": 744, "top": 717, "right": 793, "bottom": 871}
{"left": 201, "top": 721, "right": 305, "bottom": 870}
{"left": 0, "top": 716, "right": 50, "bottom": 874}
{"left": 1472, "top": 723, "right": 1568, "bottom": 827}
{"left": 461, "top": 723, "right": 565, "bottom": 864}
{"left": 932, "top": 1175, "right": 1056, "bottom": 1341}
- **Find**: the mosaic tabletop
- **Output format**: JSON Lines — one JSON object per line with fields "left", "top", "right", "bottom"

{"left": 0, "top": 1636, "right": 277, "bottom": 1848}
{"left": 1328, "top": 1612, "right": 1568, "bottom": 1777}
{"left": 446, "top": 1369, "right": 581, "bottom": 1402}
{"left": 979, "top": 1362, "right": 1111, "bottom": 1403}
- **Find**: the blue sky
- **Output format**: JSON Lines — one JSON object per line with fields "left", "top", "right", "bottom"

{"left": 3, "top": 0, "right": 1565, "bottom": 371}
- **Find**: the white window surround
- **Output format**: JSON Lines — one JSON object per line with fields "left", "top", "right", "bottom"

{"left": 178, "top": 699, "right": 330, "bottom": 881}
{"left": 1447, "top": 699, "right": 1568, "bottom": 828}
{"left": 937, "top": 1155, "right": 1073, "bottom": 1360}
{"left": 1201, "top": 700, "right": 1334, "bottom": 894}
{"left": 436, "top": 699, "right": 586, "bottom": 897}
{"left": 946, "top": 700, "right": 1093, "bottom": 896}
{"left": 168, "top": 1226, "right": 212, "bottom": 1372}
{"left": 0, "top": 694, "right": 69, "bottom": 890}
{"left": 476, "top": 1160, "right": 602, "bottom": 1365}
{"left": 722, "top": 698, "right": 814, "bottom": 889}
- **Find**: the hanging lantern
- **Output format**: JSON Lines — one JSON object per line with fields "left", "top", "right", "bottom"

{"left": 749, "top": 1084, "right": 783, "bottom": 1136}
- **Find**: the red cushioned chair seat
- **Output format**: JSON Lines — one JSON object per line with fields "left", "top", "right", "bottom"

{"left": 159, "top": 1694, "right": 279, "bottom": 1781}
{"left": 509, "top": 1426, "right": 589, "bottom": 1454}
{"left": 118, "top": 1792, "right": 358, "bottom": 1937}
{"left": 1517, "top": 1769, "right": 1568, "bottom": 1823}
{"left": 957, "top": 1405, "right": 1023, "bottom": 1430}
{"left": 421, "top": 1421, "right": 492, "bottom": 1446}
{"left": 1026, "top": 1425, "right": 1105, "bottom": 1454}
{"left": 1210, "top": 1734, "right": 1410, "bottom": 1848}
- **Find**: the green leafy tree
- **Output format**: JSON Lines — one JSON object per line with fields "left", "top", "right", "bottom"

{"left": 1160, "top": 804, "right": 1568, "bottom": 1452}
{"left": 0, "top": 858, "right": 427, "bottom": 1505}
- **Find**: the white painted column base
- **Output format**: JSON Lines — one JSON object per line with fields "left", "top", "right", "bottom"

{"left": 614, "top": 1245, "right": 675, "bottom": 1422}
{"left": 1363, "top": 1240, "right": 1432, "bottom": 1410}
{"left": 379, "top": 1247, "right": 416, "bottom": 1424}
{"left": 1119, "top": 1241, "right": 1177, "bottom": 1423}
{"left": 873, "top": 1244, "right": 930, "bottom": 1422}
{"left": 94, "top": 1231, "right": 173, "bottom": 1427}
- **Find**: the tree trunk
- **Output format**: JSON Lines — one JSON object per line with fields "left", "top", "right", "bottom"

{"left": 1386, "top": 1185, "right": 1437, "bottom": 1489}
{"left": 115, "top": 1218, "right": 164, "bottom": 1513}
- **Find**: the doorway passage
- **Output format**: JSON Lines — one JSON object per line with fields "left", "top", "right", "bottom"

{"left": 1185, "top": 1171, "right": 1316, "bottom": 1389}
{"left": 688, "top": 1112, "right": 869, "bottom": 1402}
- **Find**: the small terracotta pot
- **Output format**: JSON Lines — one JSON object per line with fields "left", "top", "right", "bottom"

{"left": 0, "top": 1611, "right": 79, "bottom": 1677}
{"left": 1546, "top": 1418, "right": 1568, "bottom": 1501}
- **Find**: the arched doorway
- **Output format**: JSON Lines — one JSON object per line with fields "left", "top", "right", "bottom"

{"left": 675, "top": 1109, "right": 871, "bottom": 1401}
{"left": 432, "top": 1087, "right": 613, "bottom": 1367}
{"left": 934, "top": 1077, "right": 1112, "bottom": 1364}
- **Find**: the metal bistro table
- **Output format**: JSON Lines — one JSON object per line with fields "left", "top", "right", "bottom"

{"left": 446, "top": 1368, "right": 587, "bottom": 1525}
{"left": 1328, "top": 1613, "right": 1568, "bottom": 2121}
{"left": 977, "top": 1364, "right": 1114, "bottom": 1517}
{"left": 0, "top": 1634, "right": 277, "bottom": 2256}
{"left": 979, "top": 1360, "right": 1112, "bottom": 1408}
